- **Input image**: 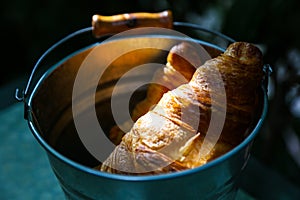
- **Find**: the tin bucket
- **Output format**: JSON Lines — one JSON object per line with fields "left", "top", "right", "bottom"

{"left": 15, "top": 11, "right": 270, "bottom": 199}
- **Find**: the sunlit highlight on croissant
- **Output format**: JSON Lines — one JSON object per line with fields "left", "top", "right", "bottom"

{"left": 99, "top": 42, "right": 263, "bottom": 175}
{"left": 109, "top": 42, "right": 207, "bottom": 144}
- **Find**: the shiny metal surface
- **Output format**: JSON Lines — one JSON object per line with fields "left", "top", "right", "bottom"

{"left": 21, "top": 24, "right": 268, "bottom": 199}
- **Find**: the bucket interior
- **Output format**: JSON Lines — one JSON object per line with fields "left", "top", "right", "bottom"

{"left": 28, "top": 36, "right": 261, "bottom": 169}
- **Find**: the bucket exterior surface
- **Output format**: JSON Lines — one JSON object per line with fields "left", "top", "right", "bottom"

{"left": 48, "top": 146, "right": 247, "bottom": 200}
{"left": 21, "top": 22, "right": 268, "bottom": 200}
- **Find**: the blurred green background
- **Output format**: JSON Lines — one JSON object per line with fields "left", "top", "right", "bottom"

{"left": 1, "top": 0, "right": 300, "bottom": 199}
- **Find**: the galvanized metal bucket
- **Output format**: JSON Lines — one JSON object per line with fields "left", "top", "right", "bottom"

{"left": 15, "top": 11, "right": 270, "bottom": 200}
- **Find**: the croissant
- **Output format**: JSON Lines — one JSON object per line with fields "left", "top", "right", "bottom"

{"left": 99, "top": 42, "right": 263, "bottom": 175}
{"left": 109, "top": 42, "right": 206, "bottom": 144}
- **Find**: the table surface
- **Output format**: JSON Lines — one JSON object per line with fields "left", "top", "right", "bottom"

{"left": 1, "top": 103, "right": 299, "bottom": 199}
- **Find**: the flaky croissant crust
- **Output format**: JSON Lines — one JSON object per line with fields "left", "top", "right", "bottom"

{"left": 99, "top": 42, "right": 263, "bottom": 175}
{"left": 109, "top": 42, "right": 205, "bottom": 144}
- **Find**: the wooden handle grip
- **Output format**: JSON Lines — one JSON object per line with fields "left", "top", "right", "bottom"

{"left": 92, "top": 10, "right": 173, "bottom": 38}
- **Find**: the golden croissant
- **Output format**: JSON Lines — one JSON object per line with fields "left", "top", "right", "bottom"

{"left": 98, "top": 42, "right": 263, "bottom": 175}
{"left": 109, "top": 42, "right": 206, "bottom": 144}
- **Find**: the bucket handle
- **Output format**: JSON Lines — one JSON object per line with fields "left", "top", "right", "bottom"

{"left": 92, "top": 10, "right": 173, "bottom": 38}
{"left": 14, "top": 10, "right": 173, "bottom": 103}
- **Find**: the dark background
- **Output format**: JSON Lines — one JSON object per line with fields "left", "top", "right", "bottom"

{"left": 1, "top": 0, "right": 300, "bottom": 198}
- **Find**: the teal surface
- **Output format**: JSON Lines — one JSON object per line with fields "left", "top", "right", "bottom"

{"left": 0, "top": 104, "right": 64, "bottom": 199}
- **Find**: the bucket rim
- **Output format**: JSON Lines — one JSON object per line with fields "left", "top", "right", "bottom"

{"left": 23, "top": 23, "right": 269, "bottom": 181}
